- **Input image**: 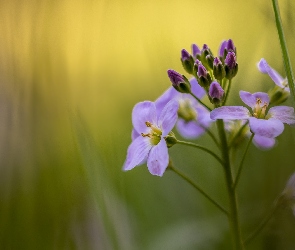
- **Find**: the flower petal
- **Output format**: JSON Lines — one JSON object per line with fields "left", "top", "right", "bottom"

{"left": 123, "top": 136, "right": 151, "bottom": 171}
{"left": 267, "top": 106, "right": 295, "bottom": 125}
{"left": 249, "top": 117, "right": 284, "bottom": 138}
{"left": 257, "top": 58, "right": 285, "bottom": 88}
{"left": 132, "top": 101, "right": 157, "bottom": 134}
{"left": 155, "top": 87, "right": 179, "bottom": 116}
{"left": 210, "top": 106, "right": 250, "bottom": 120}
{"left": 190, "top": 77, "right": 206, "bottom": 99}
{"left": 176, "top": 119, "right": 206, "bottom": 139}
{"left": 158, "top": 99, "right": 179, "bottom": 136}
{"left": 239, "top": 91, "right": 270, "bottom": 109}
{"left": 147, "top": 138, "right": 169, "bottom": 176}
{"left": 131, "top": 129, "right": 140, "bottom": 140}
{"left": 253, "top": 135, "right": 276, "bottom": 150}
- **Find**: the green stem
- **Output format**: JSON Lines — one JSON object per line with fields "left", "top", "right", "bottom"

{"left": 271, "top": 0, "right": 295, "bottom": 105}
{"left": 169, "top": 165, "right": 228, "bottom": 215}
{"left": 216, "top": 120, "right": 244, "bottom": 250}
{"left": 233, "top": 133, "right": 254, "bottom": 190}
{"left": 244, "top": 203, "right": 278, "bottom": 245}
{"left": 190, "top": 92, "right": 212, "bottom": 111}
{"left": 223, "top": 79, "right": 232, "bottom": 105}
{"left": 176, "top": 140, "right": 223, "bottom": 165}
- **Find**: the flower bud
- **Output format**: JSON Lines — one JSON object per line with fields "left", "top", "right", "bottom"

{"left": 268, "top": 85, "right": 290, "bottom": 105}
{"left": 200, "top": 44, "right": 213, "bottom": 68}
{"left": 219, "top": 39, "right": 236, "bottom": 61}
{"left": 181, "top": 49, "right": 194, "bottom": 74}
{"left": 227, "top": 39, "right": 236, "bottom": 53}
{"left": 209, "top": 81, "right": 224, "bottom": 105}
{"left": 164, "top": 131, "right": 178, "bottom": 148}
{"left": 224, "top": 52, "right": 238, "bottom": 80}
{"left": 218, "top": 40, "right": 228, "bottom": 59}
{"left": 192, "top": 44, "right": 201, "bottom": 60}
{"left": 206, "top": 54, "right": 214, "bottom": 70}
{"left": 167, "top": 69, "right": 191, "bottom": 93}
{"left": 194, "top": 61, "right": 212, "bottom": 88}
{"left": 213, "top": 57, "right": 225, "bottom": 80}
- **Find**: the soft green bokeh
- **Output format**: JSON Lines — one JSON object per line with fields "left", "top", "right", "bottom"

{"left": 0, "top": 0, "right": 295, "bottom": 249}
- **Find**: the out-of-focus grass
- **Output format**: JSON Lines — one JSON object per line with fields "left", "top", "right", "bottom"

{"left": 0, "top": 0, "right": 295, "bottom": 249}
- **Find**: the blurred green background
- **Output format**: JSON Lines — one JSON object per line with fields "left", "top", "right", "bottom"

{"left": 0, "top": 0, "right": 295, "bottom": 249}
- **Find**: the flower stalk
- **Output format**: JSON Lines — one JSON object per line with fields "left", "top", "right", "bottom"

{"left": 176, "top": 140, "right": 223, "bottom": 165}
{"left": 271, "top": 0, "right": 295, "bottom": 105}
{"left": 169, "top": 165, "right": 228, "bottom": 215}
{"left": 216, "top": 120, "right": 244, "bottom": 250}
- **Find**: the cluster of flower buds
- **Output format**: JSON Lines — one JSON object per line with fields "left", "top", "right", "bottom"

{"left": 172, "top": 40, "right": 239, "bottom": 106}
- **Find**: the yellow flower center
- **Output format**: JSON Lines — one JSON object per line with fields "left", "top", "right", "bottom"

{"left": 141, "top": 121, "right": 162, "bottom": 145}
{"left": 177, "top": 99, "right": 197, "bottom": 122}
{"left": 253, "top": 98, "right": 268, "bottom": 119}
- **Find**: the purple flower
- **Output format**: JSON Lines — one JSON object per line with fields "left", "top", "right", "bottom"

{"left": 123, "top": 100, "right": 179, "bottom": 176}
{"left": 155, "top": 78, "right": 212, "bottom": 139}
{"left": 210, "top": 91, "right": 295, "bottom": 149}
{"left": 257, "top": 58, "right": 289, "bottom": 92}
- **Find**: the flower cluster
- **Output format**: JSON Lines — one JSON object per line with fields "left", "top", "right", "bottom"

{"left": 123, "top": 39, "right": 295, "bottom": 176}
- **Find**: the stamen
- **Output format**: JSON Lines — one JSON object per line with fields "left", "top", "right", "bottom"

{"left": 256, "top": 98, "right": 262, "bottom": 105}
{"left": 141, "top": 133, "right": 151, "bottom": 138}
{"left": 145, "top": 121, "right": 152, "bottom": 127}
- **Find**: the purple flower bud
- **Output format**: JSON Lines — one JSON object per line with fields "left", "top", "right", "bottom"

{"left": 209, "top": 81, "right": 224, "bottom": 102}
{"left": 213, "top": 57, "right": 222, "bottom": 66}
{"left": 191, "top": 44, "right": 201, "bottom": 58}
{"left": 219, "top": 40, "right": 228, "bottom": 58}
{"left": 167, "top": 69, "right": 184, "bottom": 86}
{"left": 197, "top": 64, "right": 208, "bottom": 78}
{"left": 227, "top": 39, "right": 235, "bottom": 52}
{"left": 181, "top": 49, "right": 194, "bottom": 74}
{"left": 202, "top": 44, "right": 209, "bottom": 51}
{"left": 195, "top": 59, "right": 201, "bottom": 66}
{"left": 213, "top": 57, "right": 225, "bottom": 80}
{"left": 167, "top": 69, "right": 191, "bottom": 93}
{"left": 224, "top": 52, "right": 238, "bottom": 80}
{"left": 225, "top": 52, "right": 237, "bottom": 69}
{"left": 181, "top": 49, "right": 190, "bottom": 61}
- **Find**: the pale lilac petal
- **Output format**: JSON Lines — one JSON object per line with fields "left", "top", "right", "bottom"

{"left": 210, "top": 106, "right": 250, "bottom": 120}
{"left": 147, "top": 138, "right": 169, "bottom": 176}
{"left": 239, "top": 91, "right": 270, "bottom": 109}
{"left": 249, "top": 117, "right": 284, "bottom": 138}
{"left": 131, "top": 129, "right": 140, "bottom": 140}
{"left": 267, "top": 106, "right": 295, "bottom": 125}
{"left": 158, "top": 100, "right": 179, "bottom": 136}
{"left": 176, "top": 119, "right": 206, "bottom": 139}
{"left": 155, "top": 87, "right": 179, "bottom": 116}
{"left": 132, "top": 101, "right": 157, "bottom": 134}
{"left": 257, "top": 58, "right": 285, "bottom": 88}
{"left": 253, "top": 135, "right": 276, "bottom": 149}
{"left": 123, "top": 136, "right": 151, "bottom": 171}
{"left": 190, "top": 78, "right": 206, "bottom": 99}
